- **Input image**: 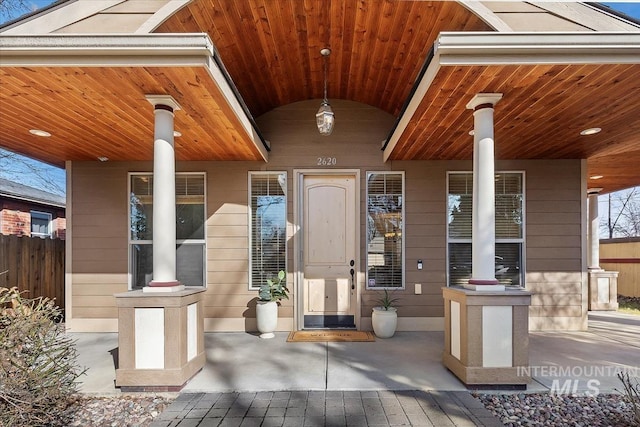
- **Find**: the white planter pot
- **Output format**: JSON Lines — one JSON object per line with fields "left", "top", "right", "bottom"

{"left": 372, "top": 307, "right": 398, "bottom": 338}
{"left": 256, "top": 300, "right": 278, "bottom": 339}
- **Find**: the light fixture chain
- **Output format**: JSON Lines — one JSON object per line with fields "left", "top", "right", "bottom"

{"left": 323, "top": 53, "right": 328, "bottom": 101}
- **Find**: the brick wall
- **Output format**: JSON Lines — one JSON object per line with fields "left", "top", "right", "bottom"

{"left": 0, "top": 200, "right": 66, "bottom": 240}
{"left": 0, "top": 209, "right": 30, "bottom": 236}
{"left": 53, "top": 217, "right": 66, "bottom": 240}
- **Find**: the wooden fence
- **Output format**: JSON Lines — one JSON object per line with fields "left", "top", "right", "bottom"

{"left": 0, "top": 234, "right": 65, "bottom": 312}
{"left": 600, "top": 237, "right": 640, "bottom": 297}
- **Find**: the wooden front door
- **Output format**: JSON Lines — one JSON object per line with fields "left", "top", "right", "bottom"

{"left": 302, "top": 174, "right": 357, "bottom": 328}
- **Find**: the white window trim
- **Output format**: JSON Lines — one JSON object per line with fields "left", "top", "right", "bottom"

{"left": 365, "top": 171, "right": 406, "bottom": 290}
{"left": 248, "top": 171, "right": 288, "bottom": 291}
{"left": 127, "top": 171, "right": 207, "bottom": 290}
{"left": 445, "top": 170, "right": 526, "bottom": 288}
{"left": 30, "top": 210, "right": 52, "bottom": 238}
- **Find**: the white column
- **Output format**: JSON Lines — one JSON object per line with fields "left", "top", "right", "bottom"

{"left": 466, "top": 93, "right": 504, "bottom": 291}
{"left": 587, "top": 189, "right": 603, "bottom": 271}
{"left": 145, "top": 95, "right": 184, "bottom": 291}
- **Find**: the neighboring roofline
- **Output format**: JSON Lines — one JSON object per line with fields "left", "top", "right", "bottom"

{"left": 383, "top": 31, "right": 640, "bottom": 161}
{"left": 0, "top": 33, "right": 270, "bottom": 159}
{"left": 0, "top": 191, "right": 66, "bottom": 209}
{"left": 0, "top": 179, "right": 65, "bottom": 208}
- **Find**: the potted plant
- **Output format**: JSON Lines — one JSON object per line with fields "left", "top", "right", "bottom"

{"left": 372, "top": 289, "right": 399, "bottom": 338}
{"left": 256, "top": 270, "right": 289, "bottom": 339}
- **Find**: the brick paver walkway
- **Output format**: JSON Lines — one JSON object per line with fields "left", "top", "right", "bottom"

{"left": 151, "top": 390, "right": 503, "bottom": 426}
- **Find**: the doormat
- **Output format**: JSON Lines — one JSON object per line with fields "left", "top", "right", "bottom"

{"left": 287, "top": 330, "right": 375, "bottom": 342}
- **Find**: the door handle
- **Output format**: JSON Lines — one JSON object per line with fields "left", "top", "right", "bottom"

{"left": 350, "top": 259, "right": 355, "bottom": 290}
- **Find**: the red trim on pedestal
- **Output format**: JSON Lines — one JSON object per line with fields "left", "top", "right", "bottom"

{"left": 148, "top": 280, "right": 182, "bottom": 287}
{"left": 473, "top": 103, "right": 495, "bottom": 111}
{"left": 154, "top": 104, "right": 174, "bottom": 113}
{"left": 468, "top": 279, "right": 500, "bottom": 285}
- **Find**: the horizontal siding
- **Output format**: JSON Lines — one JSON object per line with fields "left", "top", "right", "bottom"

{"left": 524, "top": 160, "right": 585, "bottom": 330}
{"left": 69, "top": 108, "right": 585, "bottom": 331}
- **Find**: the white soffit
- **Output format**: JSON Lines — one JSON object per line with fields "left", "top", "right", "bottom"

{"left": 0, "top": 33, "right": 268, "bottom": 161}
{"left": 383, "top": 31, "right": 640, "bottom": 161}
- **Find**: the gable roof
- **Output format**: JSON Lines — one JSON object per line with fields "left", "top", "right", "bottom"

{"left": 0, "top": 177, "right": 65, "bottom": 208}
{"left": 0, "top": 1, "right": 639, "bottom": 194}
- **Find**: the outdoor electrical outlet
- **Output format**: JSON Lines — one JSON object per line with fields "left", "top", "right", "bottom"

{"left": 415, "top": 283, "right": 422, "bottom": 294}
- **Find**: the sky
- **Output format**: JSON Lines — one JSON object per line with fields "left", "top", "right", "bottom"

{"left": 601, "top": 2, "right": 640, "bottom": 17}
{"left": 1, "top": 1, "right": 639, "bottom": 198}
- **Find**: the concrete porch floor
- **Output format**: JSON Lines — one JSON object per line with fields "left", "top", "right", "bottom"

{"left": 73, "top": 311, "right": 639, "bottom": 395}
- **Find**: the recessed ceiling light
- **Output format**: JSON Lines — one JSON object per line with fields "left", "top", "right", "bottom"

{"left": 97, "top": 156, "right": 109, "bottom": 162}
{"left": 469, "top": 130, "right": 475, "bottom": 136}
{"left": 29, "top": 129, "right": 51, "bottom": 137}
{"left": 580, "top": 127, "right": 601, "bottom": 136}
{"left": 590, "top": 175, "right": 604, "bottom": 180}
{"left": 173, "top": 131, "right": 182, "bottom": 137}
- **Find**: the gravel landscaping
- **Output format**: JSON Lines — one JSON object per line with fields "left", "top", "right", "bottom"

{"left": 478, "top": 392, "right": 639, "bottom": 427}
{"left": 62, "top": 395, "right": 174, "bottom": 427}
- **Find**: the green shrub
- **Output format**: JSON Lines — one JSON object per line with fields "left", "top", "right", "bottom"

{"left": 0, "top": 287, "right": 85, "bottom": 427}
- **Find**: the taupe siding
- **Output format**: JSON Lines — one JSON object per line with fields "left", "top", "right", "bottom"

{"left": 70, "top": 100, "right": 585, "bottom": 331}
{"left": 71, "top": 163, "right": 131, "bottom": 322}
{"left": 522, "top": 160, "right": 584, "bottom": 330}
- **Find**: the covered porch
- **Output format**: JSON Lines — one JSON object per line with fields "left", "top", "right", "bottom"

{"left": 75, "top": 312, "right": 639, "bottom": 394}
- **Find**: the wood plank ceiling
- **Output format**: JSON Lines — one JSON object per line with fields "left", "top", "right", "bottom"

{"left": 156, "top": 0, "right": 492, "bottom": 117}
{"left": 0, "top": 0, "right": 638, "bottom": 193}
{"left": 156, "top": 0, "right": 640, "bottom": 193}
{"left": 0, "top": 66, "right": 264, "bottom": 163}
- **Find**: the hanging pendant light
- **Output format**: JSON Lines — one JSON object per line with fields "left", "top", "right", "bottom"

{"left": 316, "top": 48, "right": 334, "bottom": 136}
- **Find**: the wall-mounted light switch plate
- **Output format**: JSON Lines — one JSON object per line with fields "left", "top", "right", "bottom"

{"left": 415, "top": 283, "right": 422, "bottom": 294}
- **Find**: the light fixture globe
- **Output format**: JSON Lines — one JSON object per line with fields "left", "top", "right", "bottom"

{"left": 316, "top": 100, "right": 334, "bottom": 136}
{"left": 317, "top": 48, "right": 334, "bottom": 136}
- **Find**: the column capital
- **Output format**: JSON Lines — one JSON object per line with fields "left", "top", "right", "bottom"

{"left": 466, "top": 93, "right": 503, "bottom": 110}
{"left": 145, "top": 94, "right": 182, "bottom": 112}
{"left": 587, "top": 187, "right": 603, "bottom": 195}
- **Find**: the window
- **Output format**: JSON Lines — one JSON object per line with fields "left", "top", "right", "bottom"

{"left": 249, "top": 172, "right": 287, "bottom": 290}
{"left": 366, "top": 172, "right": 404, "bottom": 289}
{"left": 129, "top": 173, "right": 206, "bottom": 289}
{"left": 31, "top": 211, "right": 52, "bottom": 238}
{"left": 447, "top": 172, "right": 524, "bottom": 287}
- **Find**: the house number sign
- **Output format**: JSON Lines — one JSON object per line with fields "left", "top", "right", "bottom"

{"left": 317, "top": 157, "right": 337, "bottom": 166}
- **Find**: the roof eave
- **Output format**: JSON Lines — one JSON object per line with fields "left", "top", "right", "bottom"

{"left": 0, "top": 33, "right": 269, "bottom": 161}
{"left": 383, "top": 31, "right": 640, "bottom": 161}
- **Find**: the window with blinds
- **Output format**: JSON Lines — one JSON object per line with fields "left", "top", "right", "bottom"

{"left": 366, "top": 172, "right": 404, "bottom": 289}
{"left": 249, "top": 172, "right": 287, "bottom": 290}
{"left": 447, "top": 171, "right": 524, "bottom": 288}
{"left": 129, "top": 173, "right": 206, "bottom": 289}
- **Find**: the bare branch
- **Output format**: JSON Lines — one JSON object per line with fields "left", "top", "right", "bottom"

{"left": 0, "top": 149, "right": 65, "bottom": 196}
{"left": 0, "top": 0, "right": 35, "bottom": 22}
